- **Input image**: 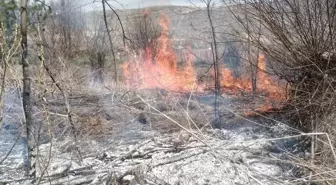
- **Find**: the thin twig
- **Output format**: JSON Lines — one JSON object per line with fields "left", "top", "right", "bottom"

{"left": 0, "top": 131, "right": 21, "bottom": 164}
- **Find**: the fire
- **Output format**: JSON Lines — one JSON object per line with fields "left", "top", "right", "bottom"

{"left": 218, "top": 68, "right": 251, "bottom": 92}
{"left": 122, "top": 13, "right": 199, "bottom": 92}
{"left": 215, "top": 54, "right": 286, "bottom": 101}
{"left": 256, "top": 54, "right": 287, "bottom": 100}
{"left": 122, "top": 12, "right": 287, "bottom": 105}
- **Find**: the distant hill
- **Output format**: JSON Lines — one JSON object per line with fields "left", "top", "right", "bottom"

{"left": 82, "top": 4, "right": 243, "bottom": 64}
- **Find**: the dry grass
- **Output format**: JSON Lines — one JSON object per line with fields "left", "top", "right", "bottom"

{"left": 76, "top": 114, "right": 107, "bottom": 136}
{"left": 226, "top": 1, "right": 336, "bottom": 183}
{"left": 3, "top": 3, "right": 336, "bottom": 183}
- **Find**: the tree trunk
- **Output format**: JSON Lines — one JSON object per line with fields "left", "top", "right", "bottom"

{"left": 102, "top": 0, "right": 118, "bottom": 84}
{"left": 97, "top": 52, "right": 105, "bottom": 84}
{"left": 206, "top": 1, "right": 221, "bottom": 128}
{"left": 244, "top": 2, "right": 256, "bottom": 93}
{"left": 67, "top": 28, "right": 72, "bottom": 57}
{"left": 20, "top": 0, "right": 35, "bottom": 179}
{"left": 207, "top": 4, "right": 220, "bottom": 95}
{"left": 252, "top": 74, "right": 257, "bottom": 92}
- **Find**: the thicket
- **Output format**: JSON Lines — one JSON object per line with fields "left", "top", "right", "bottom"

{"left": 228, "top": 0, "right": 336, "bottom": 181}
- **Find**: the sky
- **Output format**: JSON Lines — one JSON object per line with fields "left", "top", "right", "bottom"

{"left": 63, "top": 0, "right": 208, "bottom": 11}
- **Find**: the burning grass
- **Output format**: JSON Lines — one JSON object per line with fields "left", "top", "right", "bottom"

{"left": 0, "top": 11, "right": 289, "bottom": 141}
{"left": 2, "top": 3, "right": 333, "bottom": 184}
{"left": 122, "top": 13, "right": 199, "bottom": 92}
{"left": 122, "top": 13, "right": 287, "bottom": 109}
{"left": 226, "top": 0, "right": 336, "bottom": 182}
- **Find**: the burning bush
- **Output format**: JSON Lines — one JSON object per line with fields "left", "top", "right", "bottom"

{"left": 126, "top": 9, "right": 161, "bottom": 59}
{"left": 123, "top": 13, "right": 200, "bottom": 92}
{"left": 227, "top": 0, "right": 336, "bottom": 178}
{"left": 122, "top": 12, "right": 286, "bottom": 102}
{"left": 228, "top": 0, "right": 336, "bottom": 125}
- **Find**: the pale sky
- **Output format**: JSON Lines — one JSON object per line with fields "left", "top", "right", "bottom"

{"left": 61, "top": 0, "right": 208, "bottom": 11}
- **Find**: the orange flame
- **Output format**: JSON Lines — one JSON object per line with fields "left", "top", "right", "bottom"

{"left": 122, "top": 12, "right": 287, "bottom": 107}
{"left": 214, "top": 54, "right": 286, "bottom": 101}
{"left": 256, "top": 54, "right": 287, "bottom": 100}
{"left": 122, "top": 13, "right": 198, "bottom": 92}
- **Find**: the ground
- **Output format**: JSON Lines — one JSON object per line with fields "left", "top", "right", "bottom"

{"left": 0, "top": 86, "right": 308, "bottom": 185}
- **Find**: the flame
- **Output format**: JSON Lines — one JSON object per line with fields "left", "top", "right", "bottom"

{"left": 213, "top": 54, "right": 286, "bottom": 101}
{"left": 122, "top": 13, "right": 199, "bottom": 92}
{"left": 218, "top": 67, "right": 251, "bottom": 92}
{"left": 122, "top": 12, "right": 287, "bottom": 111}
{"left": 256, "top": 54, "right": 287, "bottom": 100}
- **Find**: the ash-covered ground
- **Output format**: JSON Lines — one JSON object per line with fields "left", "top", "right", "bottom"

{"left": 0, "top": 87, "right": 309, "bottom": 185}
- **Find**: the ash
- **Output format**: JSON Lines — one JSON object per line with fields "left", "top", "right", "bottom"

{"left": 0, "top": 88, "right": 306, "bottom": 185}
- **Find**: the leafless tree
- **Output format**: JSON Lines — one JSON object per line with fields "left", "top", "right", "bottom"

{"left": 20, "top": 0, "right": 35, "bottom": 179}
{"left": 93, "top": 0, "right": 132, "bottom": 84}
{"left": 102, "top": 0, "right": 118, "bottom": 84}
{"left": 201, "top": 0, "right": 222, "bottom": 128}
{"left": 227, "top": 0, "right": 336, "bottom": 126}
{"left": 47, "top": 0, "right": 85, "bottom": 58}
{"left": 126, "top": 9, "right": 161, "bottom": 59}
{"left": 86, "top": 16, "right": 109, "bottom": 85}
{"left": 242, "top": 1, "right": 261, "bottom": 93}
{"left": 226, "top": 0, "right": 336, "bottom": 179}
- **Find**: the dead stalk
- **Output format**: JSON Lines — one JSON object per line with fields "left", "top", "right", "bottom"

{"left": 0, "top": 23, "right": 21, "bottom": 131}
{"left": 35, "top": 105, "right": 53, "bottom": 185}
{"left": 36, "top": 17, "right": 82, "bottom": 163}
{"left": 102, "top": 0, "right": 118, "bottom": 84}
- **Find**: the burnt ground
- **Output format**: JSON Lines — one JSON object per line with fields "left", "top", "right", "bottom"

{"left": 0, "top": 87, "right": 309, "bottom": 185}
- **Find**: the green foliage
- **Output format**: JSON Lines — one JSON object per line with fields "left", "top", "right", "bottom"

{"left": 30, "top": 0, "right": 52, "bottom": 22}
{"left": 0, "top": 0, "right": 51, "bottom": 62}
{"left": 0, "top": 0, "right": 52, "bottom": 29}
{"left": 0, "top": 0, "right": 17, "bottom": 18}
{"left": 0, "top": 0, "right": 18, "bottom": 42}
